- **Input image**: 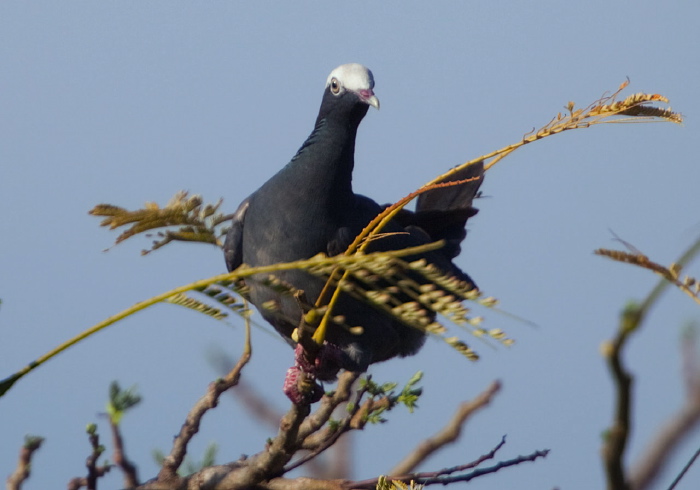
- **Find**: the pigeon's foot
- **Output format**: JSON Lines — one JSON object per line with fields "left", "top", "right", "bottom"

{"left": 283, "top": 366, "right": 324, "bottom": 405}
{"left": 283, "top": 342, "right": 354, "bottom": 404}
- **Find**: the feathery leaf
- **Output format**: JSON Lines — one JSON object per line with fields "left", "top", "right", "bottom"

{"left": 89, "top": 191, "right": 231, "bottom": 254}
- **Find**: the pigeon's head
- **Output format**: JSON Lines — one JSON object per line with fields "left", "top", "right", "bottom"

{"left": 324, "top": 63, "right": 380, "bottom": 110}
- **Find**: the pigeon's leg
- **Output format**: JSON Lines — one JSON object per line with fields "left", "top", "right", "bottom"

{"left": 282, "top": 296, "right": 359, "bottom": 404}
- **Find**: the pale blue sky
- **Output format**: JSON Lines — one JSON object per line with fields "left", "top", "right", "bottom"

{"left": 2, "top": 2, "right": 699, "bottom": 489}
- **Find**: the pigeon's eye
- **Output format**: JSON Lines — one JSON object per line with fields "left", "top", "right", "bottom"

{"left": 330, "top": 78, "right": 341, "bottom": 95}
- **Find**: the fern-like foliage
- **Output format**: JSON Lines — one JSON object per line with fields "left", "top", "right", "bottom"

{"left": 354, "top": 371, "right": 424, "bottom": 422}
{"left": 106, "top": 381, "right": 142, "bottom": 425}
{"left": 89, "top": 191, "right": 231, "bottom": 254}
{"left": 152, "top": 245, "right": 507, "bottom": 360}
{"left": 376, "top": 476, "right": 424, "bottom": 490}
{"left": 165, "top": 293, "right": 231, "bottom": 321}
{"left": 303, "top": 253, "right": 509, "bottom": 360}
{"left": 595, "top": 248, "right": 700, "bottom": 306}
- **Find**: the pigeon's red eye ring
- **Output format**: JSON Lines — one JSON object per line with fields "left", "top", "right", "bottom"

{"left": 329, "top": 78, "right": 341, "bottom": 95}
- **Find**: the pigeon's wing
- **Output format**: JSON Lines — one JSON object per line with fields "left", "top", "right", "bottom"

{"left": 223, "top": 197, "right": 251, "bottom": 272}
{"left": 327, "top": 194, "right": 383, "bottom": 256}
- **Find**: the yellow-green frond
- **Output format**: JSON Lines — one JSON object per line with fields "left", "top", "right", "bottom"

{"left": 377, "top": 476, "right": 424, "bottom": 490}
{"left": 90, "top": 191, "right": 230, "bottom": 254}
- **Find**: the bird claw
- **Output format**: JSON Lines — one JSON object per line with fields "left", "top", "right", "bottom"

{"left": 283, "top": 366, "right": 324, "bottom": 405}
{"left": 283, "top": 342, "right": 351, "bottom": 404}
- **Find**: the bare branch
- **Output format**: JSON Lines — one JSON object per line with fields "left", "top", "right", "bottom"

{"left": 110, "top": 418, "right": 139, "bottom": 488}
{"left": 67, "top": 426, "right": 112, "bottom": 490}
{"left": 666, "top": 446, "right": 700, "bottom": 490}
{"left": 630, "top": 400, "right": 700, "bottom": 490}
{"left": 6, "top": 436, "right": 44, "bottom": 490}
{"left": 264, "top": 477, "right": 348, "bottom": 490}
{"left": 628, "top": 329, "right": 700, "bottom": 490}
{"left": 286, "top": 374, "right": 369, "bottom": 473}
{"left": 212, "top": 402, "right": 312, "bottom": 489}
{"left": 129, "top": 376, "right": 545, "bottom": 489}
{"left": 349, "top": 443, "right": 547, "bottom": 489}
{"left": 599, "top": 236, "right": 700, "bottom": 490}
{"left": 418, "top": 448, "right": 549, "bottom": 486}
{"left": 296, "top": 371, "right": 360, "bottom": 443}
{"left": 134, "top": 444, "right": 547, "bottom": 490}
{"left": 158, "top": 319, "right": 252, "bottom": 482}
{"left": 211, "top": 350, "right": 353, "bottom": 479}
{"left": 601, "top": 304, "right": 636, "bottom": 490}
{"left": 390, "top": 380, "right": 502, "bottom": 475}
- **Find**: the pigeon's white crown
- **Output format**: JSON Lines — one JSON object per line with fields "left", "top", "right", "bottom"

{"left": 325, "top": 63, "right": 375, "bottom": 92}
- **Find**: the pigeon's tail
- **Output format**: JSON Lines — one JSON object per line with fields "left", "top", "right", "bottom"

{"left": 417, "top": 161, "right": 484, "bottom": 213}
{"left": 408, "top": 161, "right": 484, "bottom": 259}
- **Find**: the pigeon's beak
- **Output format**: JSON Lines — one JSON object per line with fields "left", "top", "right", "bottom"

{"left": 358, "top": 89, "right": 380, "bottom": 110}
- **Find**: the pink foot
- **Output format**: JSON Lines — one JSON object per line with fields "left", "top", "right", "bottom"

{"left": 282, "top": 342, "right": 352, "bottom": 404}
{"left": 283, "top": 366, "right": 324, "bottom": 404}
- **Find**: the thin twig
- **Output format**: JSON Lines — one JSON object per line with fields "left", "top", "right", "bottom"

{"left": 364, "top": 435, "right": 507, "bottom": 489}
{"left": 628, "top": 330, "right": 700, "bottom": 489}
{"left": 419, "top": 449, "right": 549, "bottom": 486}
{"left": 430, "top": 435, "right": 507, "bottom": 476}
{"left": 602, "top": 316, "right": 634, "bottom": 490}
{"left": 157, "top": 316, "right": 252, "bottom": 482}
{"left": 285, "top": 374, "right": 369, "bottom": 473}
{"left": 631, "top": 400, "right": 700, "bottom": 490}
{"left": 296, "top": 371, "right": 360, "bottom": 443}
{"left": 348, "top": 445, "right": 547, "bottom": 489}
{"left": 67, "top": 428, "right": 112, "bottom": 490}
{"left": 390, "top": 380, "right": 502, "bottom": 475}
{"left": 666, "top": 446, "right": 700, "bottom": 490}
{"left": 109, "top": 419, "right": 139, "bottom": 488}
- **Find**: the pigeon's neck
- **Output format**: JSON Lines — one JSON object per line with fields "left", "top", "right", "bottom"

{"left": 283, "top": 115, "right": 360, "bottom": 199}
